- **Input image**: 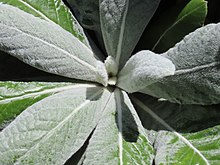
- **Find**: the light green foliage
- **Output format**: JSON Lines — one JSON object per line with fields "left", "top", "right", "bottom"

{"left": 0, "top": 0, "right": 88, "bottom": 44}
{"left": 0, "top": 1, "right": 219, "bottom": 164}
{"left": 0, "top": 81, "right": 72, "bottom": 129}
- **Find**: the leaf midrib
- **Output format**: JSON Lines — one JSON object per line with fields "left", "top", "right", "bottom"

{"left": 0, "top": 84, "right": 97, "bottom": 104}
{"left": 0, "top": 23, "right": 97, "bottom": 72}
{"left": 14, "top": 87, "right": 103, "bottom": 164}
{"left": 174, "top": 61, "right": 220, "bottom": 75}
{"left": 115, "top": 88, "right": 123, "bottom": 165}
{"left": 115, "top": 0, "right": 129, "bottom": 65}
{"left": 17, "top": 0, "right": 52, "bottom": 22}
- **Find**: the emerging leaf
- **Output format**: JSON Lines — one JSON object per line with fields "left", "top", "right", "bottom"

{"left": 117, "top": 51, "right": 175, "bottom": 93}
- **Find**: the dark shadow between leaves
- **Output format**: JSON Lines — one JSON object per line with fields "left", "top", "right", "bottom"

{"left": 114, "top": 90, "right": 139, "bottom": 142}
{"left": 131, "top": 93, "right": 220, "bottom": 133}
{"left": 215, "top": 47, "right": 220, "bottom": 69}
{"left": 86, "top": 87, "right": 103, "bottom": 101}
{"left": 64, "top": 128, "right": 94, "bottom": 165}
{"left": 0, "top": 50, "right": 98, "bottom": 85}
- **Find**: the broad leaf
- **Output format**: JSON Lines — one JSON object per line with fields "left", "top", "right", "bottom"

{"left": 132, "top": 96, "right": 220, "bottom": 164}
{"left": 152, "top": 128, "right": 220, "bottom": 165}
{"left": 0, "top": 86, "right": 112, "bottom": 165}
{"left": 140, "top": 23, "right": 220, "bottom": 105}
{"left": 117, "top": 50, "right": 175, "bottom": 93}
{"left": 100, "top": 0, "right": 160, "bottom": 68}
{"left": 0, "top": 4, "right": 108, "bottom": 86}
{"left": 152, "top": 0, "right": 207, "bottom": 52}
{"left": 83, "top": 89, "right": 154, "bottom": 164}
{"left": 0, "top": 81, "right": 77, "bottom": 130}
{"left": 0, "top": 0, "right": 88, "bottom": 45}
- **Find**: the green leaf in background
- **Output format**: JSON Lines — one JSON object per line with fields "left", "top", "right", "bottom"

{"left": 0, "top": 86, "right": 111, "bottom": 165}
{"left": 100, "top": 0, "right": 160, "bottom": 68}
{"left": 137, "top": 0, "right": 207, "bottom": 53}
{"left": 117, "top": 50, "right": 175, "bottom": 93}
{"left": 0, "top": 0, "right": 88, "bottom": 44}
{"left": 0, "top": 4, "right": 108, "bottom": 86}
{"left": 0, "top": 81, "right": 74, "bottom": 130}
{"left": 65, "top": 0, "right": 100, "bottom": 33}
{"left": 131, "top": 95, "right": 220, "bottom": 164}
{"left": 83, "top": 89, "right": 154, "bottom": 164}
{"left": 140, "top": 23, "right": 220, "bottom": 105}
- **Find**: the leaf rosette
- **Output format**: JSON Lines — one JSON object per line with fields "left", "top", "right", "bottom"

{"left": 0, "top": 0, "right": 220, "bottom": 164}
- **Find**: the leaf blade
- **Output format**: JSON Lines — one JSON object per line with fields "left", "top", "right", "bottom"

{"left": 117, "top": 50, "right": 175, "bottom": 93}
{"left": 100, "top": 0, "right": 160, "bottom": 68}
{"left": 0, "top": 4, "right": 108, "bottom": 85}
{"left": 131, "top": 96, "right": 218, "bottom": 164}
{"left": 140, "top": 23, "right": 220, "bottom": 105}
{"left": 0, "top": 81, "right": 81, "bottom": 130}
{"left": 0, "top": 0, "right": 88, "bottom": 44}
{"left": 0, "top": 86, "right": 111, "bottom": 165}
{"left": 83, "top": 89, "right": 154, "bottom": 164}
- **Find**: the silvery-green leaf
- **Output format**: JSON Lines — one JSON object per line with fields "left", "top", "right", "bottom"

{"left": 140, "top": 23, "right": 220, "bottom": 105}
{"left": 152, "top": 127, "right": 220, "bottom": 165}
{"left": 117, "top": 50, "right": 175, "bottom": 93}
{"left": 0, "top": 81, "right": 75, "bottom": 130}
{"left": 100, "top": 0, "right": 160, "bottom": 68}
{"left": 132, "top": 96, "right": 220, "bottom": 164}
{"left": 0, "top": 4, "right": 108, "bottom": 86}
{"left": 0, "top": 86, "right": 112, "bottom": 165}
{"left": 0, "top": 0, "right": 89, "bottom": 45}
{"left": 83, "top": 89, "right": 154, "bottom": 164}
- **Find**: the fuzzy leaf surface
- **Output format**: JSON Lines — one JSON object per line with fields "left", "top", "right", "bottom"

{"left": 83, "top": 89, "right": 154, "bottom": 164}
{"left": 0, "top": 4, "right": 108, "bottom": 85}
{"left": 0, "top": 81, "right": 74, "bottom": 129}
{"left": 100, "top": 0, "right": 160, "bottom": 68}
{"left": 0, "top": 0, "right": 88, "bottom": 45}
{"left": 140, "top": 23, "right": 220, "bottom": 105}
{"left": 0, "top": 86, "right": 111, "bottom": 165}
{"left": 117, "top": 50, "right": 175, "bottom": 93}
